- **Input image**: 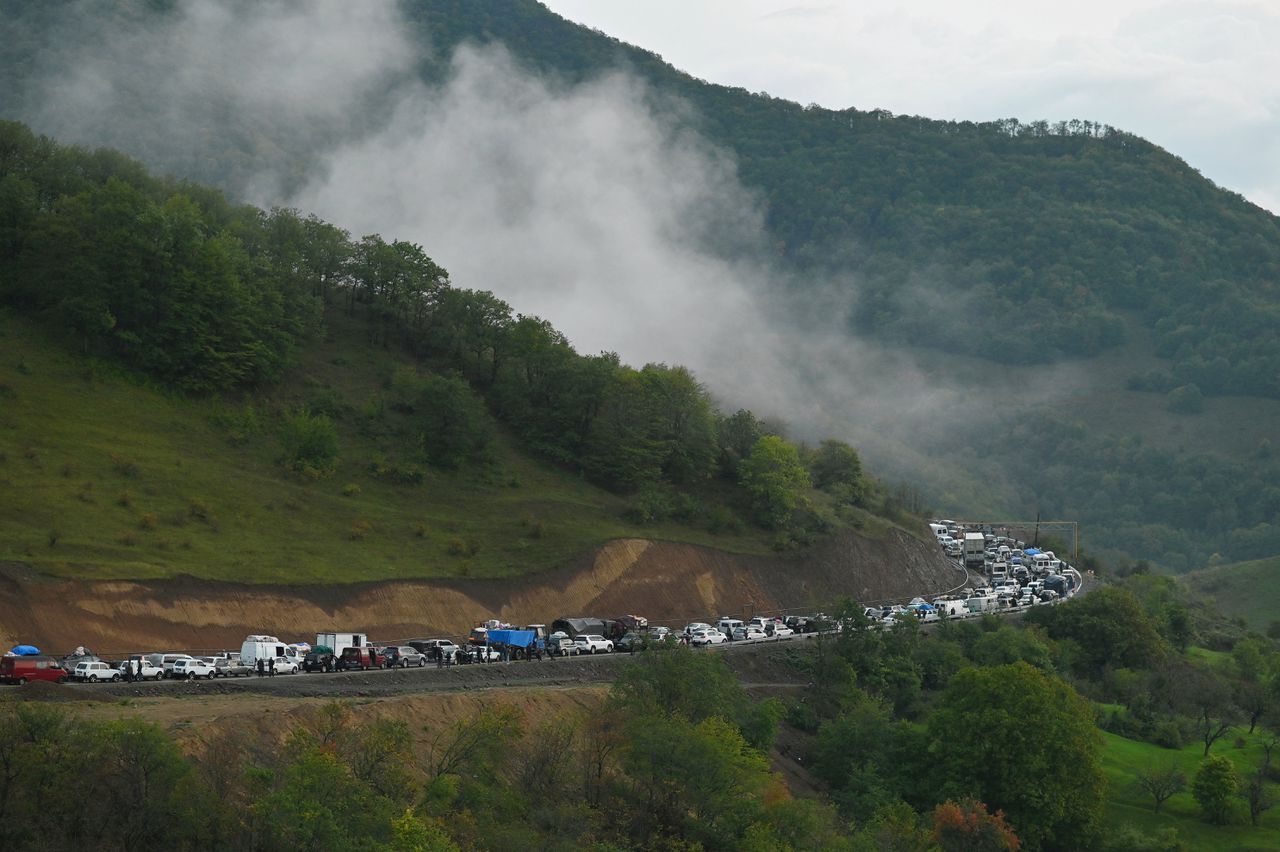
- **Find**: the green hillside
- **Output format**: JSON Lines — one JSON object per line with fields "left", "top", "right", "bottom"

{"left": 1184, "top": 558, "right": 1280, "bottom": 633}
{"left": 0, "top": 311, "right": 775, "bottom": 583}
{"left": 0, "top": 123, "right": 908, "bottom": 583}
{"left": 1, "top": 1, "right": 1278, "bottom": 571}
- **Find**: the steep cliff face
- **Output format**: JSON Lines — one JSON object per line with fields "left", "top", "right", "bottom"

{"left": 0, "top": 527, "right": 960, "bottom": 653}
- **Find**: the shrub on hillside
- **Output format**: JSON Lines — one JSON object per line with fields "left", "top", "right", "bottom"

{"left": 1165, "top": 383, "right": 1204, "bottom": 414}
{"left": 279, "top": 410, "right": 338, "bottom": 475}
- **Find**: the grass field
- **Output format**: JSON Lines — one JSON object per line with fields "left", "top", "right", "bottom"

{"left": 1184, "top": 558, "right": 1280, "bottom": 632}
{"left": 0, "top": 314, "right": 775, "bottom": 583}
{"left": 1100, "top": 727, "right": 1280, "bottom": 850}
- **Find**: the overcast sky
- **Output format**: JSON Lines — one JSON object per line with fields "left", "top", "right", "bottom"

{"left": 544, "top": 0, "right": 1280, "bottom": 214}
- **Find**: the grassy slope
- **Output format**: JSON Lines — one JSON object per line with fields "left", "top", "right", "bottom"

{"left": 1100, "top": 728, "right": 1280, "bottom": 850}
{"left": 1183, "top": 558, "right": 1280, "bottom": 631}
{"left": 0, "top": 313, "right": 772, "bottom": 584}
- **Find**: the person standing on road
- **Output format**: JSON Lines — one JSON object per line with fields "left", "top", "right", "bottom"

{"left": 267, "top": 657, "right": 275, "bottom": 677}
{"left": 256, "top": 659, "right": 264, "bottom": 677}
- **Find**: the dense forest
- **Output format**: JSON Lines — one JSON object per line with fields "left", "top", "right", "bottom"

{"left": 0, "top": 119, "right": 886, "bottom": 545}
{"left": 4, "top": 577, "right": 1280, "bottom": 850}
{"left": 3, "top": 0, "right": 1278, "bottom": 397}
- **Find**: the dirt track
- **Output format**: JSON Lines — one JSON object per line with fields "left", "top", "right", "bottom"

{"left": 0, "top": 527, "right": 962, "bottom": 653}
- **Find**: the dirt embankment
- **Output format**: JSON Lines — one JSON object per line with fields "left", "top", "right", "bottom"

{"left": 0, "top": 526, "right": 960, "bottom": 653}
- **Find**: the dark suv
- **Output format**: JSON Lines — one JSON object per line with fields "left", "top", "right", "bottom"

{"left": 303, "top": 650, "right": 335, "bottom": 673}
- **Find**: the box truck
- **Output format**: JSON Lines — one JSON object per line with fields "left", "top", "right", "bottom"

{"left": 315, "top": 632, "right": 368, "bottom": 657}
{"left": 963, "top": 532, "right": 986, "bottom": 569}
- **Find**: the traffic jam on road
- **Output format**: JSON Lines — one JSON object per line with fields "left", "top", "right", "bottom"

{"left": 2, "top": 522, "right": 1081, "bottom": 688}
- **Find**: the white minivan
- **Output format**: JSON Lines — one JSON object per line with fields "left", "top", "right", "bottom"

{"left": 717, "top": 617, "right": 745, "bottom": 638}
{"left": 239, "top": 635, "right": 301, "bottom": 673}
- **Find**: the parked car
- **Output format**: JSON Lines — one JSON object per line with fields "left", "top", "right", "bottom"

{"left": 689, "top": 628, "right": 727, "bottom": 647}
{"left": 147, "top": 653, "right": 196, "bottom": 678}
{"left": 172, "top": 658, "right": 216, "bottom": 680}
{"left": 213, "top": 657, "right": 252, "bottom": 677}
{"left": 72, "top": 661, "right": 119, "bottom": 682}
{"left": 385, "top": 646, "right": 427, "bottom": 668}
{"left": 683, "top": 622, "right": 712, "bottom": 637}
{"left": 615, "top": 632, "right": 644, "bottom": 651}
{"left": 770, "top": 624, "right": 795, "bottom": 638}
{"left": 302, "top": 650, "right": 336, "bottom": 673}
{"left": 407, "top": 638, "right": 461, "bottom": 663}
{"left": 118, "top": 657, "right": 164, "bottom": 680}
{"left": 573, "top": 635, "right": 613, "bottom": 654}
{"left": 731, "top": 625, "right": 768, "bottom": 641}
{"left": 717, "top": 618, "right": 745, "bottom": 638}
{"left": 547, "top": 635, "right": 578, "bottom": 657}
{"left": 337, "top": 647, "right": 377, "bottom": 671}
{"left": 1, "top": 655, "right": 68, "bottom": 685}
{"left": 463, "top": 645, "right": 501, "bottom": 663}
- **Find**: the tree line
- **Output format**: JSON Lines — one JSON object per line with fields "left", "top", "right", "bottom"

{"left": 0, "top": 120, "right": 880, "bottom": 534}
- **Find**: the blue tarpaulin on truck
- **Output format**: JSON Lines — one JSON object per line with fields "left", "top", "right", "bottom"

{"left": 487, "top": 629, "right": 536, "bottom": 648}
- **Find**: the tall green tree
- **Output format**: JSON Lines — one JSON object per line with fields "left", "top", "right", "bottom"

{"left": 927, "top": 662, "right": 1104, "bottom": 850}
{"left": 740, "top": 435, "right": 811, "bottom": 528}
{"left": 1192, "top": 754, "right": 1238, "bottom": 825}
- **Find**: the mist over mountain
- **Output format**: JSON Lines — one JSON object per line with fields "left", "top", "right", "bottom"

{"left": 2, "top": 0, "right": 1277, "bottom": 570}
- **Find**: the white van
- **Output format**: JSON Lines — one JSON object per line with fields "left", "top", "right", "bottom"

{"left": 717, "top": 617, "right": 745, "bottom": 638}
{"left": 928, "top": 523, "right": 947, "bottom": 539}
{"left": 239, "top": 635, "right": 301, "bottom": 673}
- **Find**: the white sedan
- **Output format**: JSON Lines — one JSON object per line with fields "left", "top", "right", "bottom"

{"left": 731, "top": 626, "right": 768, "bottom": 641}
{"left": 690, "top": 628, "right": 727, "bottom": 647}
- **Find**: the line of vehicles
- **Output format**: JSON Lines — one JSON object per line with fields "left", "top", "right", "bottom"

{"left": 3, "top": 523, "right": 1083, "bottom": 687}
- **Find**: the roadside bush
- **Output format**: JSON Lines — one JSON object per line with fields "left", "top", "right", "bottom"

{"left": 279, "top": 410, "right": 339, "bottom": 475}
{"left": 349, "top": 520, "right": 371, "bottom": 541}
{"left": 138, "top": 512, "right": 158, "bottom": 531}
{"left": 341, "top": 483, "right": 361, "bottom": 497}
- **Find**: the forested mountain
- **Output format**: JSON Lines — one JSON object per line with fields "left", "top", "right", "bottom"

{"left": 1, "top": 119, "right": 895, "bottom": 578}
{"left": 1, "top": 0, "right": 1278, "bottom": 570}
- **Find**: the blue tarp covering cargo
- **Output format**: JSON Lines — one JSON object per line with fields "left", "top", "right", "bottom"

{"left": 487, "top": 629, "right": 537, "bottom": 648}
{"left": 10, "top": 645, "right": 40, "bottom": 656}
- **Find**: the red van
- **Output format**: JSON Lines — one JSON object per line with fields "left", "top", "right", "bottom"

{"left": 0, "top": 655, "right": 69, "bottom": 685}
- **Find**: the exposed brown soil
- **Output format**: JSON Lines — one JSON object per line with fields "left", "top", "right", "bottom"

{"left": 0, "top": 527, "right": 964, "bottom": 655}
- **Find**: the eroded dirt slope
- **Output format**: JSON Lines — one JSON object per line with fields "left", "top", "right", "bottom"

{"left": 0, "top": 527, "right": 961, "bottom": 653}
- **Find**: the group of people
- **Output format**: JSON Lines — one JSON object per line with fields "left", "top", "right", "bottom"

{"left": 254, "top": 658, "right": 276, "bottom": 677}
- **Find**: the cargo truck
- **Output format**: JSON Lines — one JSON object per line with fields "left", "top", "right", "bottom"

{"left": 315, "top": 632, "right": 369, "bottom": 658}
{"left": 963, "top": 532, "right": 987, "bottom": 568}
